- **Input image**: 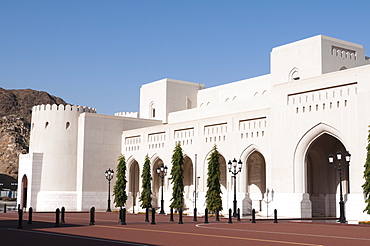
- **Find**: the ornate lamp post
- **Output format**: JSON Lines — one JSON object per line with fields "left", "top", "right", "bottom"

{"left": 105, "top": 168, "right": 114, "bottom": 212}
{"left": 328, "top": 151, "right": 351, "bottom": 223}
{"left": 156, "top": 165, "right": 168, "bottom": 214}
{"left": 228, "top": 158, "right": 242, "bottom": 217}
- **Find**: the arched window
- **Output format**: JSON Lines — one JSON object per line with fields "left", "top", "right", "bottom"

{"left": 289, "top": 67, "right": 300, "bottom": 81}
{"left": 149, "top": 102, "right": 155, "bottom": 118}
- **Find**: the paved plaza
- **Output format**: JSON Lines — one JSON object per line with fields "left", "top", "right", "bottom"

{"left": 1, "top": 210, "right": 370, "bottom": 245}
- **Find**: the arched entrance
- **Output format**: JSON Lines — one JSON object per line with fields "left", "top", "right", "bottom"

{"left": 129, "top": 160, "right": 139, "bottom": 212}
{"left": 21, "top": 175, "right": 28, "bottom": 209}
{"left": 152, "top": 157, "right": 165, "bottom": 208}
{"left": 218, "top": 154, "right": 227, "bottom": 211}
{"left": 306, "top": 133, "right": 348, "bottom": 217}
{"left": 183, "top": 156, "right": 194, "bottom": 208}
{"left": 219, "top": 154, "right": 227, "bottom": 190}
{"left": 246, "top": 151, "right": 266, "bottom": 212}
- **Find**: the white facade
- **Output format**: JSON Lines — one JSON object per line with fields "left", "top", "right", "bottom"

{"left": 18, "top": 35, "right": 370, "bottom": 221}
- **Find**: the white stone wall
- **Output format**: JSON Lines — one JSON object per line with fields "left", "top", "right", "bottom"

{"left": 21, "top": 35, "right": 370, "bottom": 220}
{"left": 140, "top": 78, "right": 205, "bottom": 123}
{"left": 36, "top": 191, "right": 77, "bottom": 212}
{"left": 120, "top": 35, "right": 370, "bottom": 220}
{"left": 76, "top": 113, "right": 162, "bottom": 211}
{"left": 29, "top": 104, "right": 96, "bottom": 192}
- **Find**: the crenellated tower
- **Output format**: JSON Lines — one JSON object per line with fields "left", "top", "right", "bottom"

{"left": 18, "top": 104, "right": 96, "bottom": 211}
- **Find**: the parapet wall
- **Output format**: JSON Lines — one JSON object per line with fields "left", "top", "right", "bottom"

{"left": 114, "top": 112, "right": 139, "bottom": 118}
{"left": 32, "top": 104, "right": 96, "bottom": 113}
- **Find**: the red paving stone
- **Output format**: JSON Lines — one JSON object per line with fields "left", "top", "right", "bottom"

{"left": 1, "top": 211, "right": 370, "bottom": 245}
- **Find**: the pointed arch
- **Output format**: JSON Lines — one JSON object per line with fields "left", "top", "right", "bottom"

{"left": 293, "top": 122, "right": 347, "bottom": 193}
{"left": 183, "top": 154, "right": 194, "bottom": 187}
{"left": 289, "top": 67, "right": 300, "bottom": 81}
{"left": 150, "top": 154, "right": 165, "bottom": 208}
{"left": 149, "top": 101, "right": 155, "bottom": 118}
{"left": 203, "top": 148, "right": 227, "bottom": 190}
{"left": 306, "top": 133, "right": 347, "bottom": 217}
{"left": 240, "top": 145, "right": 266, "bottom": 211}
{"left": 183, "top": 155, "right": 194, "bottom": 208}
{"left": 21, "top": 175, "right": 28, "bottom": 209}
{"left": 128, "top": 158, "right": 140, "bottom": 212}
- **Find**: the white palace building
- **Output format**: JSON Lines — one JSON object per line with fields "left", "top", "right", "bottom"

{"left": 18, "top": 35, "right": 370, "bottom": 221}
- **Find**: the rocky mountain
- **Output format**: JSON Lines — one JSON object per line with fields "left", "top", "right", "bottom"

{"left": 0, "top": 87, "right": 67, "bottom": 187}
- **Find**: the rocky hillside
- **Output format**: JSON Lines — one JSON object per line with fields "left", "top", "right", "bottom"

{"left": 0, "top": 87, "right": 67, "bottom": 186}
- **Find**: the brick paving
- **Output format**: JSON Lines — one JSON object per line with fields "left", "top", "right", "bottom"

{"left": 1, "top": 210, "right": 370, "bottom": 245}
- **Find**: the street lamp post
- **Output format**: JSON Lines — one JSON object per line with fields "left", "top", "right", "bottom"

{"left": 263, "top": 188, "right": 274, "bottom": 218}
{"left": 228, "top": 158, "right": 242, "bottom": 217}
{"left": 156, "top": 165, "right": 168, "bottom": 214}
{"left": 328, "top": 151, "right": 351, "bottom": 223}
{"left": 105, "top": 168, "right": 114, "bottom": 212}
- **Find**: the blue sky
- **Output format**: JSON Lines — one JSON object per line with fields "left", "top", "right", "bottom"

{"left": 1, "top": 0, "right": 370, "bottom": 115}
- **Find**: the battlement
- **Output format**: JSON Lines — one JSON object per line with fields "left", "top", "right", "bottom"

{"left": 114, "top": 112, "right": 139, "bottom": 118}
{"left": 32, "top": 104, "right": 96, "bottom": 113}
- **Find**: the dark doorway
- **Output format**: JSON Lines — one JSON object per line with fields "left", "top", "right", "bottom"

{"left": 306, "top": 134, "right": 348, "bottom": 217}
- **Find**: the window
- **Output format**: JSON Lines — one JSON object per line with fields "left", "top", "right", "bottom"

{"left": 289, "top": 67, "right": 300, "bottom": 81}
{"left": 149, "top": 102, "right": 155, "bottom": 118}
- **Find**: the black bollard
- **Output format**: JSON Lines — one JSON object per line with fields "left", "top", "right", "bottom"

{"left": 178, "top": 208, "right": 183, "bottom": 224}
{"left": 193, "top": 208, "right": 197, "bottom": 222}
{"left": 55, "top": 208, "right": 60, "bottom": 227}
{"left": 61, "top": 207, "right": 65, "bottom": 223}
{"left": 237, "top": 208, "right": 241, "bottom": 221}
{"left": 121, "top": 208, "right": 126, "bottom": 225}
{"left": 4, "top": 203, "right": 6, "bottom": 213}
{"left": 18, "top": 204, "right": 20, "bottom": 211}
{"left": 119, "top": 207, "right": 122, "bottom": 222}
{"left": 274, "top": 209, "right": 278, "bottom": 223}
{"left": 204, "top": 208, "right": 209, "bottom": 224}
{"left": 89, "top": 207, "right": 95, "bottom": 225}
{"left": 151, "top": 208, "right": 156, "bottom": 225}
{"left": 251, "top": 208, "right": 256, "bottom": 223}
{"left": 216, "top": 208, "right": 220, "bottom": 221}
{"left": 18, "top": 209, "right": 23, "bottom": 229}
{"left": 170, "top": 207, "right": 174, "bottom": 222}
{"left": 145, "top": 207, "right": 149, "bottom": 222}
{"left": 228, "top": 208, "right": 232, "bottom": 224}
{"left": 28, "top": 207, "right": 33, "bottom": 224}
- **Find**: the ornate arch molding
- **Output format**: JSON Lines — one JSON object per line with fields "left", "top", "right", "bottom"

{"left": 240, "top": 144, "right": 264, "bottom": 162}
{"left": 293, "top": 122, "right": 347, "bottom": 193}
{"left": 126, "top": 155, "right": 137, "bottom": 167}
{"left": 288, "top": 67, "right": 300, "bottom": 81}
{"left": 150, "top": 154, "right": 163, "bottom": 166}
{"left": 202, "top": 147, "right": 226, "bottom": 164}
{"left": 239, "top": 144, "right": 265, "bottom": 194}
{"left": 202, "top": 147, "right": 227, "bottom": 190}
{"left": 124, "top": 156, "right": 140, "bottom": 187}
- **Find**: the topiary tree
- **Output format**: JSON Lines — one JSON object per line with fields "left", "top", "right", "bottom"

{"left": 206, "top": 145, "right": 223, "bottom": 213}
{"left": 363, "top": 126, "right": 370, "bottom": 214}
{"left": 113, "top": 154, "right": 127, "bottom": 209}
{"left": 139, "top": 155, "right": 152, "bottom": 208}
{"left": 170, "top": 142, "right": 184, "bottom": 210}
